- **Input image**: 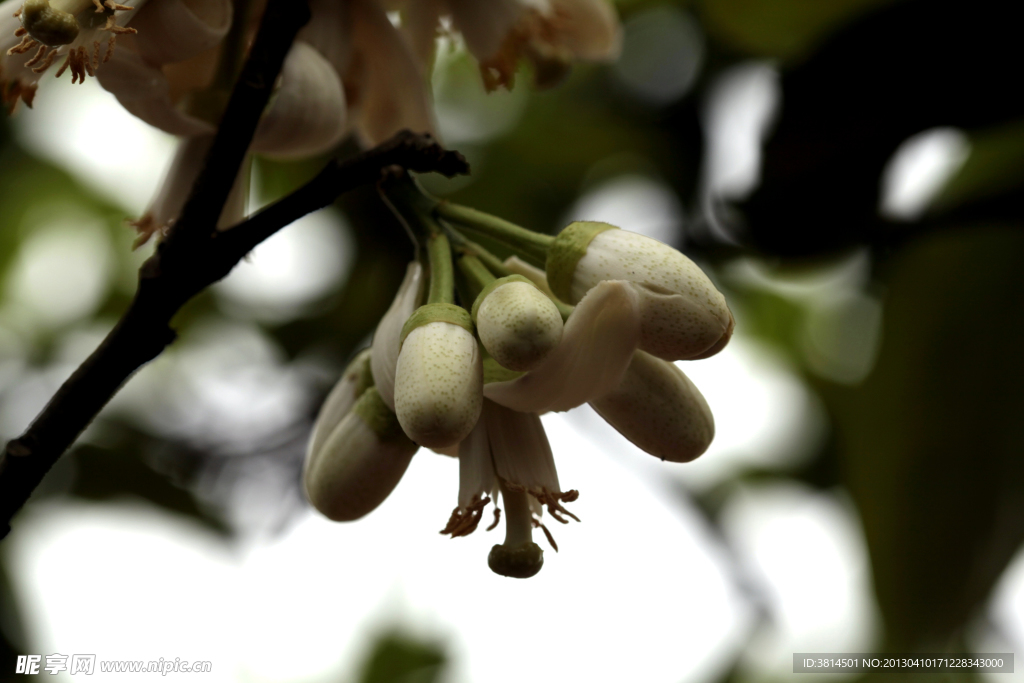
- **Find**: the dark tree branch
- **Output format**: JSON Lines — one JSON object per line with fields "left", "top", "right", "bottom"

{"left": 0, "top": 0, "right": 469, "bottom": 540}
{"left": 160, "top": 0, "right": 310, "bottom": 256}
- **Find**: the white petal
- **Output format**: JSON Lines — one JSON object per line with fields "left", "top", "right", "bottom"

{"left": 251, "top": 41, "right": 347, "bottom": 159}
{"left": 546, "top": 0, "right": 621, "bottom": 60}
{"left": 306, "top": 348, "right": 372, "bottom": 471}
{"left": 484, "top": 399, "right": 561, "bottom": 493}
{"left": 447, "top": 0, "right": 525, "bottom": 61}
{"left": 590, "top": 351, "right": 714, "bottom": 462}
{"left": 483, "top": 280, "right": 641, "bottom": 413}
{"left": 401, "top": 0, "right": 442, "bottom": 65}
{"left": 140, "top": 134, "right": 249, "bottom": 232}
{"left": 217, "top": 152, "right": 250, "bottom": 231}
{"left": 394, "top": 321, "right": 483, "bottom": 448}
{"left": 129, "top": 0, "right": 232, "bottom": 66}
{"left": 457, "top": 414, "right": 496, "bottom": 508}
{"left": 346, "top": 0, "right": 436, "bottom": 145}
{"left": 96, "top": 49, "right": 214, "bottom": 136}
{"left": 300, "top": 0, "right": 353, "bottom": 75}
{"left": 144, "top": 133, "right": 213, "bottom": 228}
{"left": 371, "top": 262, "right": 424, "bottom": 411}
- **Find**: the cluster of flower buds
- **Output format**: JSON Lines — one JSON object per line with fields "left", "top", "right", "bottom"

{"left": 305, "top": 179, "right": 733, "bottom": 579}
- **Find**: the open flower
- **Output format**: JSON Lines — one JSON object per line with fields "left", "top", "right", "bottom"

{"left": 1, "top": 0, "right": 140, "bottom": 109}
{"left": 396, "top": 0, "right": 622, "bottom": 90}
{"left": 503, "top": 253, "right": 718, "bottom": 462}
{"left": 441, "top": 398, "right": 578, "bottom": 579}
{"left": 97, "top": 0, "right": 435, "bottom": 244}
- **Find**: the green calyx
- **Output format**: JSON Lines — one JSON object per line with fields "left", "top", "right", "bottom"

{"left": 546, "top": 221, "right": 618, "bottom": 302}
{"left": 482, "top": 352, "right": 525, "bottom": 384}
{"left": 347, "top": 348, "right": 375, "bottom": 399}
{"left": 352, "top": 386, "right": 414, "bottom": 445}
{"left": 470, "top": 274, "right": 534, "bottom": 322}
{"left": 399, "top": 303, "right": 474, "bottom": 347}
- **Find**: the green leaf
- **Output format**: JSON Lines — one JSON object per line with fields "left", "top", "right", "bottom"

{"left": 696, "top": 0, "right": 897, "bottom": 60}
{"left": 820, "top": 227, "right": 1024, "bottom": 648}
{"left": 357, "top": 631, "right": 447, "bottom": 683}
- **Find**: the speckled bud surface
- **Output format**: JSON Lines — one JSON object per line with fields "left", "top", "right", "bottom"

{"left": 477, "top": 281, "right": 563, "bottom": 372}
{"left": 591, "top": 351, "right": 714, "bottom": 462}
{"left": 394, "top": 321, "right": 483, "bottom": 448}
{"left": 570, "top": 227, "right": 734, "bottom": 360}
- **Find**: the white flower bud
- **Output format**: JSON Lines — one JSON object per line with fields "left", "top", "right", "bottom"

{"left": 306, "top": 348, "right": 373, "bottom": 467}
{"left": 394, "top": 304, "right": 483, "bottom": 448}
{"left": 251, "top": 41, "right": 347, "bottom": 160}
{"left": 590, "top": 351, "right": 714, "bottom": 462}
{"left": 304, "top": 386, "right": 418, "bottom": 522}
{"left": 371, "top": 262, "right": 424, "bottom": 411}
{"left": 546, "top": 222, "right": 734, "bottom": 361}
{"left": 484, "top": 280, "right": 641, "bottom": 414}
{"left": 473, "top": 276, "right": 563, "bottom": 372}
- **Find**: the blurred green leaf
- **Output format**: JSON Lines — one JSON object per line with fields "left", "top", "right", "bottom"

{"left": 821, "top": 227, "right": 1024, "bottom": 648}
{"left": 933, "top": 119, "right": 1024, "bottom": 213}
{"left": 357, "top": 631, "right": 447, "bottom": 683}
{"left": 696, "top": 0, "right": 897, "bottom": 60}
{"left": 68, "top": 445, "right": 229, "bottom": 536}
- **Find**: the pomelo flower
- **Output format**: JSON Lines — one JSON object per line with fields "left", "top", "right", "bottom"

{"left": 99, "top": 0, "right": 436, "bottom": 244}
{"left": 395, "top": 0, "right": 622, "bottom": 90}
{"left": 441, "top": 398, "right": 578, "bottom": 579}
{"left": 1, "top": 0, "right": 139, "bottom": 109}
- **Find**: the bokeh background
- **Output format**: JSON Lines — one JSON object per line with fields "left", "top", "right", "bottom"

{"left": 3, "top": 0, "right": 1024, "bottom": 681}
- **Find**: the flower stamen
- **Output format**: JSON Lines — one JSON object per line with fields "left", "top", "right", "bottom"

{"left": 31, "top": 46, "right": 58, "bottom": 72}
{"left": 440, "top": 494, "right": 491, "bottom": 538}
{"left": 6, "top": 35, "right": 37, "bottom": 55}
{"left": 486, "top": 506, "right": 501, "bottom": 532}
{"left": 532, "top": 517, "right": 558, "bottom": 552}
{"left": 101, "top": 14, "right": 134, "bottom": 34}
{"left": 22, "top": 42, "right": 47, "bottom": 66}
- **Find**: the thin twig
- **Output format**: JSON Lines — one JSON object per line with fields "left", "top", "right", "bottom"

{"left": 0, "top": 3, "right": 469, "bottom": 540}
